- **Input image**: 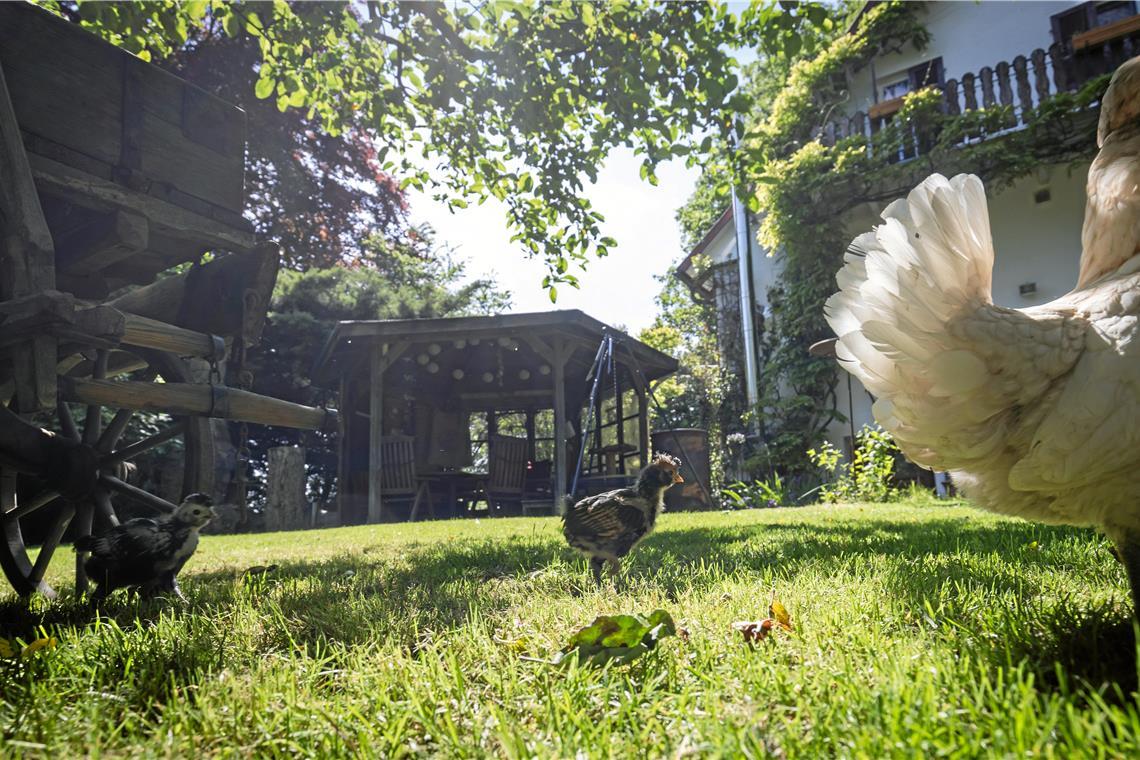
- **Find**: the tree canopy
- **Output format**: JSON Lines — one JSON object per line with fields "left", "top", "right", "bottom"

{"left": 47, "top": 0, "right": 830, "bottom": 294}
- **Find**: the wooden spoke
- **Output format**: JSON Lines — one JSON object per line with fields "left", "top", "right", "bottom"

{"left": 57, "top": 397, "right": 79, "bottom": 441}
{"left": 28, "top": 504, "right": 75, "bottom": 587}
{"left": 73, "top": 501, "right": 93, "bottom": 593}
{"left": 93, "top": 488, "right": 119, "bottom": 528}
{"left": 99, "top": 421, "right": 185, "bottom": 466}
{"left": 3, "top": 489, "right": 60, "bottom": 522}
{"left": 82, "top": 350, "right": 109, "bottom": 445}
{"left": 99, "top": 474, "right": 176, "bottom": 514}
{"left": 96, "top": 407, "right": 134, "bottom": 453}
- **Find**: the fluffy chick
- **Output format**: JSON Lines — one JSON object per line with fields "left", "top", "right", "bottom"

{"left": 76, "top": 493, "right": 215, "bottom": 603}
{"left": 563, "top": 453, "right": 683, "bottom": 587}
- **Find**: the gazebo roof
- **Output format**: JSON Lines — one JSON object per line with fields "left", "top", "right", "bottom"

{"left": 313, "top": 310, "right": 678, "bottom": 408}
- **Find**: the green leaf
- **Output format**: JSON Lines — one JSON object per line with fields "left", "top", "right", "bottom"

{"left": 254, "top": 76, "right": 275, "bottom": 100}
{"left": 548, "top": 286, "right": 558, "bottom": 303}
{"left": 222, "top": 9, "right": 240, "bottom": 38}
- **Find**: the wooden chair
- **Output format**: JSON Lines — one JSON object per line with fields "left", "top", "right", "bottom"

{"left": 521, "top": 459, "right": 554, "bottom": 516}
{"left": 378, "top": 435, "right": 433, "bottom": 521}
{"left": 486, "top": 435, "right": 529, "bottom": 514}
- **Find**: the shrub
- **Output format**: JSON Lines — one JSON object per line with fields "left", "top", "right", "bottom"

{"left": 807, "top": 424, "right": 899, "bottom": 503}
{"left": 722, "top": 471, "right": 788, "bottom": 509}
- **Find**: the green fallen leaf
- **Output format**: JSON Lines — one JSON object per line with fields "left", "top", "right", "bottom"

{"left": 552, "top": 609, "right": 678, "bottom": 667}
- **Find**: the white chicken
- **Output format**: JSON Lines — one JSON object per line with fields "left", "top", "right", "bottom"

{"left": 825, "top": 57, "right": 1140, "bottom": 614}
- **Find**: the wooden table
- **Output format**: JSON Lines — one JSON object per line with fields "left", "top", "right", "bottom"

{"left": 419, "top": 470, "right": 485, "bottom": 518}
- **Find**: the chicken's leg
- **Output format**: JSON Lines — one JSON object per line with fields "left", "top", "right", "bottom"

{"left": 1111, "top": 528, "right": 1140, "bottom": 621}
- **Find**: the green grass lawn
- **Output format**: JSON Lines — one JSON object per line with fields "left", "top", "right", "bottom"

{"left": 3, "top": 497, "right": 1140, "bottom": 757}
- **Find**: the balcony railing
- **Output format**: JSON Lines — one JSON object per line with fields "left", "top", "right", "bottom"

{"left": 817, "top": 26, "right": 1140, "bottom": 162}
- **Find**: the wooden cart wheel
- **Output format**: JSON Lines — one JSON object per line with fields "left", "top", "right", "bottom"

{"left": 0, "top": 348, "right": 214, "bottom": 599}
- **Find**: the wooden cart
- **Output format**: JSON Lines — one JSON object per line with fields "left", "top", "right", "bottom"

{"left": 0, "top": 3, "right": 336, "bottom": 598}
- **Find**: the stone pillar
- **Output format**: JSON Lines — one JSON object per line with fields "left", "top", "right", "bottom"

{"left": 266, "top": 445, "right": 308, "bottom": 531}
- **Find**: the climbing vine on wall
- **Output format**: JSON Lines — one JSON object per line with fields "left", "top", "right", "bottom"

{"left": 693, "top": 0, "right": 1111, "bottom": 475}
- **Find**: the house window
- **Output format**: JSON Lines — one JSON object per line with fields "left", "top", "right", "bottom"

{"left": 880, "top": 78, "right": 910, "bottom": 101}
{"left": 875, "top": 58, "right": 944, "bottom": 108}
{"left": 1051, "top": 1, "right": 1138, "bottom": 44}
{"left": 907, "top": 58, "right": 944, "bottom": 91}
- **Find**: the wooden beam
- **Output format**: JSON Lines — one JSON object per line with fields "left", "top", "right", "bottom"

{"left": 368, "top": 345, "right": 385, "bottom": 524}
{"left": 59, "top": 377, "right": 337, "bottom": 432}
{"left": 57, "top": 209, "right": 148, "bottom": 276}
{"left": 520, "top": 334, "right": 554, "bottom": 364}
{"left": 109, "top": 243, "right": 276, "bottom": 342}
{"left": 28, "top": 154, "right": 255, "bottom": 253}
{"left": 0, "top": 60, "right": 57, "bottom": 412}
{"left": 118, "top": 312, "right": 225, "bottom": 360}
{"left": 552, "top": 337, "right": 567, "bottom": 515}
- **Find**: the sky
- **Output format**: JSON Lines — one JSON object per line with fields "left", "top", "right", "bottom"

{"left": 406, "top": 150, "right": 701, "bottom": 336}
{"left": 404, "top": 5, "right": 760, "bottom": 336}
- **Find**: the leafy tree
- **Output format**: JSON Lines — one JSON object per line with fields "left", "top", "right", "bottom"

{"left": 239, "top": 229, "right": 511, "bottom": 509}
{"left": 638, "top": 260, "right": 733, "bottom": 488}
{"left": 49, "top": 0, "right": 831, "bottom": 293}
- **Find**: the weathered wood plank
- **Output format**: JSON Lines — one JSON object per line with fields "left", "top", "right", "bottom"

{"left": 57, "top": 210, "right": 148, "bottom": 276}
{"left": 0, "top": 2, "right": 245, "bottom": 215}
{"left": 943, "top": 80, "right": 960, "bottom": 115}
{"left": 106, "top": 243, "right": 277, "bottom": 348}
{"left": 59, "top": 377, "right": 338, "bottom": 432}
{"left": 995, "top": 61, "right": 1017, "bottom": 128}
{"left": 0, "top": 59, "right": 57, "bottom": 411}
{"left": 1013, "top": 56, "right": 1033, "bottom": 123}
{"left": 979, "top": 66, "right": 996, "bottom": 109}
{"left": 961, "top": 72, "right": 978, "bottom": 111}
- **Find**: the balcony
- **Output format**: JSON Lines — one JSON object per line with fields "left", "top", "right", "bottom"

{"left": 816, "top": 27, "right": 1140, "bottom": 162}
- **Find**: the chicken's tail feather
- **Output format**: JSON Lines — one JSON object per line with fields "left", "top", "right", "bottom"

{"left": 825, "top": 173, "right": 1004, "bottom": 467}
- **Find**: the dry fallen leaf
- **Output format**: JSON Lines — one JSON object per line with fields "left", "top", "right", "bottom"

{"left": 20, "top": 637, "right": 57, "bottom": 657}
{"left": 769, "top": 599, "right": 793, "bottom": 631}
{"left": 733, "top": 619, "right": 774, "bottom": 644}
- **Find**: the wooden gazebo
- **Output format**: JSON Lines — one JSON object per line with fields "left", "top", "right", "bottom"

{"left": 313, "top": 310, "right": 678, "bottom": 522}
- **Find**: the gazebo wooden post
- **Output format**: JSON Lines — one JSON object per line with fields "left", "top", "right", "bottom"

{"left": 632, "top": 371, "right": 649, "bottom": 469}
{"left": 615, "top": 382, "right": 626, "bottom": 474}
{"left": 592, "top": 392, "right": 603, "bottom": 473}
{"left": 368, "top": 344, "right": 385, "bottom": 523}
{"left": 337, "top": 374, "right": 351, "bottom": 517}
{"left": 552, "top": 337, "right": 568, "bottom": 514}
{"left": 524, "top": 409, "right": 536, "bottom": 462}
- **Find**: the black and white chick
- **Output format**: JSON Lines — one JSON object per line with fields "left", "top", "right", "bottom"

{"left": 76, "top": 492, "right": 215, "bottom": 603}
{"left": 563, "top": 453, "right": 684, "bottom": 588}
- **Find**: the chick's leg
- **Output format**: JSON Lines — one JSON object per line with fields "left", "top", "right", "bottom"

{"left": 88, "top": 583, "right": 109, "bottom": 607}
{"left": 167, "top": 575, "right": 187, "bottom": 604}
{"left": 607, "top": 558, "right": 624, "bottom": 592}
{"left": 590, "top": 557, "right": 605, "bottom": 588}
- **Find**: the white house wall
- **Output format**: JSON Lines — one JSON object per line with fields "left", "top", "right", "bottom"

{"left": 846, "top": 1, "right": 1084, "bottom": 117}
{"left": 821, "top": 159, "right": 1088, "bottom": 454}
